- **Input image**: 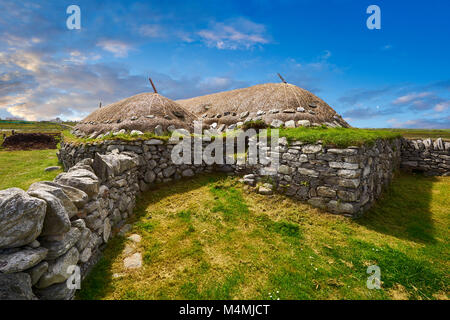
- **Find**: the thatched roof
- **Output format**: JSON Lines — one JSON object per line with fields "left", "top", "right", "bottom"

{"left": 177, "top": 83, "right": 350, "bottom": 128}
{"left": 76, "top": 92, "right": 198, "bottom": 134}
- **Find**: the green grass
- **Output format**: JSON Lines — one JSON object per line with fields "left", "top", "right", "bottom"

{"left": 271, "top": 127, "right": 402, "bottom": 147}
{"left": 61, "top": 130, "right": 170, "bottom": 145}
{"left": 0, "top": 149, "right": 62, "bottom": 190}
{"left": 78, "top": 173, "right": 449, "bottom": 300}
{"left": 378, "top": 128, "right": 450, "bottom": 140}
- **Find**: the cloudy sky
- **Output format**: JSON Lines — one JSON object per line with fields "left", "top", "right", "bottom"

{"left": 0, "top": 0, "right": 449, "bottom": 128}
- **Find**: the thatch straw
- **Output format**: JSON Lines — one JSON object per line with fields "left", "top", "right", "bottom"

{"left": 177, "top": 83, "right": 350, "bottom": 128}
{"left": 76, "top": 92, "right": 198, "bottom": 134}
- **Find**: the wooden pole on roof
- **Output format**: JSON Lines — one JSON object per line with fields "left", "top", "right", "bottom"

{"left": 149, "top": 77, "right": 158, "bottom": 93}
{"left": 277, "top": 73, "right": 287, "bottom": 84}
{"left": 99, "top": 101, "right": 102, "bottom": 108}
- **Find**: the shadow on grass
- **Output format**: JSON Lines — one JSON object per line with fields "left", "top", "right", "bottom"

{"left": 77, "top": 173, "right": 228, "bottom": 300}
{"left": 357, "top": 172, "right": 438, "bottom": 244}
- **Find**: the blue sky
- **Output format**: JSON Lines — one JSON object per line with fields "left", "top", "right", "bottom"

{"left": 0, "top": 0, "right": 449, "bottom": 128}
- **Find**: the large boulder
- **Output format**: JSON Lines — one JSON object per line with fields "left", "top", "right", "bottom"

{"left": 36, "top": 181, "right": 88, "bottom": 209}
{"left": 28, "top": 182, "right": 78, "bottom": 218}
{"left": 27, "top": 188, "right": 71, "bottom": 237}
{"left": 35, "top": 247, "right": 79, "bottom": 289}
{"left": 54, "top": 168, "right": 99, "bottom": 200}
{"left": 39, "top": 227, "right": 81, "bottom": 260}
{"left": 0, "top": 188, "right": 46, "bottom": 249}
{"left": 93, "top": 152, "right": 139, "bottom": 181}
{"left": 0, "top": 273, "right": 37, "bottom": 300}
{"left": 0, "top": 247, "right": 48, "bottom": 273}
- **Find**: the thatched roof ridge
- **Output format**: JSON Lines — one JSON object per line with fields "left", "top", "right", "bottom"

{"left": 76, "top": 92, "right": 198, "bottom": 134}
{"left": 177, "top": 83, "right": 350, "bottom": 128}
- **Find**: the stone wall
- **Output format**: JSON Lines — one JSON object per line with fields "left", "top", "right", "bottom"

{"left": 400, "top": 138, "right": 450, "bottom": 176}
{"left": 58, "top": 136, "right": 404, "bottom": 217}
{"left": 0, "top": 152, "right": 144, "bottom": 300}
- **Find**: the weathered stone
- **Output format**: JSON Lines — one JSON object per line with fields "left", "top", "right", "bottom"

{"left": 297, "top": 120, "right": 311, "bottom": 127}
{"left": 307, "top": 197, "right": 328, "bottom": 210}
{"left": 103, "top": 218, "right": 111, "bottom": 243}
{"left": 27, "top": 188, "right": 71, "bottom": 237}
{"left": 145, "top": 139, "right": 163, "bottom": 145}
{"left": 163, "top": 166, "right": 176, "bottom": 177}
{"left": 0, "top": 273, "right": 36, "bottom": 300}
{"left": 181, "top": 169, "right": 195, "bottom": 177}
{"left": 26, "top": 261, "right": 48, "bottom": 286}
{"left": 337, "top": 169, "right": 361, "bottom": 179}
{"left": 0, "top": 247, "right": 48, "bottom": 273}
{"left": 0, "top": 188, "right": 46, "bottom": 249}
{"left": 93, "top": 152, "right": 139, "bottom": 181}
{"left": 317, "top": 186, "right": 336, "bottom": 198}
{"left": 302, "top": 144, "right": 322, "bottom": 154}
{"left": 128, "top": 234, "right": 142, "bottom": 243}
{"left": 35, "top": 281, "right": 76, "bottom": 300}
{"left": 270, "top": 119, "right": 284, "bottom": 128}
{"left": 39, "top": 182, "right": 88, "bottom": 209}
{"left": 54, "top": 168, "right": 99, "bottom": 200}
{"left": 39, "top": 228, "right": 81, "bottom": 260}
{"left": 278, "top": 165, "right": 292, "bottom": 175}
{"left": 298, "top": 168, "right": 319, "bottom": 178}
{"left": 124, "top": 252, "right": 142, "bottom": 269}
{"left": 144, "top": 170, "right": 156, "bottom": 183}
{"left": 337, "top": 178, "right": 360, "bottom": 189}
{"left": 258, "top": 186, "right": 273, "bottom": 195}
{"left": 285, "top": 120, "right": 296, "bottom": 128}
{"left": 329, "top": 162, "right": 359, "bottom": 170}
{"left": 78, "top": 246, "right": 92, "bottom": 263}
{"left": 36, "top": 247, "right": 79, "bottom": 289}
{"left": 240, "top": 111, "right": 249, "bottom": 119}
{"left": 337, "top": 190, "right": 358, "bottom": 202}
{"left": 327, "top": 200, "right": 355, "bottom": 214}
{"left": 130, "top": 130, "right": 143, "bottom": 136}
{"left": 327, "top": 148, "right": 358, "bottom": 155}
{"left": 154, "top": 125, "right": 163, "bottom": 136}
{"left": 28, "top": 182, "right": 78, "bottom": 218}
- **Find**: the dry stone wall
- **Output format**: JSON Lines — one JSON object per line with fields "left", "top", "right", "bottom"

{"left": 58, "top": 136, "right": 404, "bottom": 217}
{"left": 0, "top": 152, "right": 144, "bottom": 300}
{"left": 400, "top": 138, "right": 450, "bottom": 176}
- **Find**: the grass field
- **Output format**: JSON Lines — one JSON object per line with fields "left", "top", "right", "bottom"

{"left": 0, "top": 149, "right": 62, "bottom": 190}
{"left": 79, "top": 173, "right": 449, "bottom": 300}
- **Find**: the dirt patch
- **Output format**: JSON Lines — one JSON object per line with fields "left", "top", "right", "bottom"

{"left": 1, "top": 133, "right": 58, "bottom": 150}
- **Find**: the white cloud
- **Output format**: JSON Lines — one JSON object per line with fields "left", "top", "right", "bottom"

{"left": 96, "top": 40, "right": 133, "bottom": 58}
{"left": 392, "top": 92, "right": 431, "bottom": 105}
{"left": 197, "top": 18, "right": 269, "bottom": 50}
{"left": 434, "top": 101, "right": 449, "bottom": 112}
{"left": 139, "top": 24, "right": 162, "bottom": 38}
